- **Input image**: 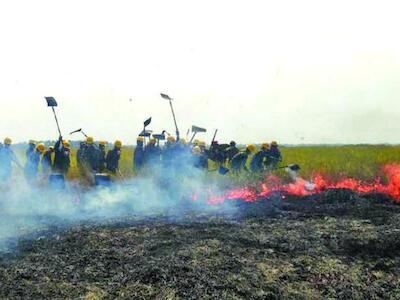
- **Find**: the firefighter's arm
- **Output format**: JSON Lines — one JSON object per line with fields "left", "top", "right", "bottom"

{"left": 55, "top": 136, "right": 63, "bottom": 151}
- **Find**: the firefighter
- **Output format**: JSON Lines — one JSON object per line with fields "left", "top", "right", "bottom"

{"left": 192, "top": 146, "right": 208, "bottom": 169}
{"left": 207, "top": 141, "right": 228, "bottom": 166}
{"left": 267, "top": 141, "right": 282, "bottom": 169}
{"left": 98, "top": 141, "right": 107, "bottom": 172}
{"left": 225, "top": 141, "right": 239, "bottom": 163}
{"left": 77, "top": 141, "right": 86, "bottom": 167}
{"left": 133, "top": 137, "right": 145, "bottom": 172}
{"left": 53, "top": 136, "right": 71, "bottom": 174}
{"left": 199, "top": 141, "right": 206, "bottom": 153}
{"left": 162, "top": 135, "right": 177, "bottom": 168}
{"left": 231, "top": 144, "right": 256, "bottom": 173}
{"left": 176, "top": 138, "right": 190, "bottom": 154}
{"left": 106, "top": 140, "right": 122, "bottom": 173}
{"left": 83, "top": 136, "right": 99, "bottom": 172}
{"left": 24, "top": 143, "right": 45, "bottom": 182}
{"left": 42, "top": 146, "right": 54, "bottom": 174}
{"left": 26, "top": 140, "right": 36, "bottom": 160}
{"left": 174, "top": 138, "right": 192, "bottom": 169}
{"left": 250, "top": 143, "right": 269, "bottom": 172}
{"left": 0, "top": 138, "right": 22, "bottom": 182}
{"left": 144, "top": 138, "right": 161, "bottom": 167}
{"left": 193, "top": 139, "right": 200, "bottom": 147}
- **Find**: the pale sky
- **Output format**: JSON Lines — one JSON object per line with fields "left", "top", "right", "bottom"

{"left": 0, "top": 0, "right": 399, "bottom": 144}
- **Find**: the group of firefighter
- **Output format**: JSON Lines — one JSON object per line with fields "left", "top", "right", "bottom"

{"left": 0, "top": 134, "right": 282, "bottom": 183}
{"left": 132, "top": 136, "right": 282, "bottom": 174}
{"left": 0, "top": 136, "right": 123, "bottom": 182}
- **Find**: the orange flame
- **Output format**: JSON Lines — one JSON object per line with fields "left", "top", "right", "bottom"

{"left": 207, "top": 164, "right": 400, "bottom": 204}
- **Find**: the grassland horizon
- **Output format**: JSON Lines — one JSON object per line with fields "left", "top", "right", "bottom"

{"left": 9, "top": 145, "right": 400, "bottom": 184}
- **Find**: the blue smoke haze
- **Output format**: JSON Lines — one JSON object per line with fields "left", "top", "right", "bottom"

{"left": 0, "top": 154, "right": 235, "bottom": 253}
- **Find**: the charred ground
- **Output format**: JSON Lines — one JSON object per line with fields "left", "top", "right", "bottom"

{"left": 1, "top": 189, "right": 400, "bottom": 299}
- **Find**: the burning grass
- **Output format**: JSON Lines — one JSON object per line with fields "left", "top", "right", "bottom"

{"left": 1, "top": 190, "right": 400, "bottom": 299}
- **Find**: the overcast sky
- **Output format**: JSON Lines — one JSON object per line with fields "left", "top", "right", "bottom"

{"left": 0, "top": 0, "right": 399, "bottom": 144}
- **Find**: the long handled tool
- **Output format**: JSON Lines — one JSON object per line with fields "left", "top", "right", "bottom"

{"left": 142, "top": 117, "right": 152, "bottom": 144}
{"left": 276, "top": 164, "right": 301, "bottom": 171}
{"left": 209, "top": 129, "right": 218, "bottom": 150}
{"left": 69, "top": 128, "right": 88, "bottom": 138}
{"left": 45, "top": 97, "right": 62, "bottom": 136}
{"left": 161, "top": 93, "right": 180, "bottom": 141}
{"left": 189, "top": 125, "right": 207, "bottom": 143}
{"left": 212, "top": 164, "right": 300, "bottom": 176}
{"left": 162, "top": 130, "right": 171, "bottom": 136}
{"left": 186, "top": 129, "right": 190, "bottom": 140}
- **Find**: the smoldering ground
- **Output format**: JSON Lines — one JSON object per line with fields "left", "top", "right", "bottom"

{"left": 2, "top": 185, "right": 400, "bottom": 299}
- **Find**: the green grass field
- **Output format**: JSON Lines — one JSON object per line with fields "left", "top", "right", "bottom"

{"left": 14, "top": 145, "right": 400, "bottom": 183}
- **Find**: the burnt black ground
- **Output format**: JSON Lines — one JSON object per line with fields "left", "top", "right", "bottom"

{"left": 1, "top": 189, "right": 400, "bottom": 299}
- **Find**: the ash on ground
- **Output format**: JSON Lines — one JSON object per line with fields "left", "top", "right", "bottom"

{"left": 1, "top": 189, "right": 400, "bottom": 299}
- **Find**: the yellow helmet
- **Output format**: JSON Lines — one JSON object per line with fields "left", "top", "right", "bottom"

{"left": 86, "top": 136, "right": 94, "bottom": 144}
{"left": 28, "top": 139, "right": 36, "bottom": 145}
{"left": 49, "top": 146, "right": 54, "bottom": 151}
{"left": 179, "top": 138, "right": 187, "bottom": 145}
{"left": 99, "top": 140, "right": 107, "bottom": 146}
{"left": 261, "top": 143, "right": 270, "bottom": 150}
{"left": 193, "top": 139, "right": 200, "bottom": 146}
{"left": 137, "top": 136, "right": 145, "bottom": 143}
{"left": 271, "top": 141, "right": 278, "bottom": 146}
{"left": 167, "top": 135, "right": 176, "bottom": 143}
{"left": 4, "top": 137, "right": 12, "bottom": 145}
{"left": 192, "top": 146, "right": 201, "bottom": 154}
{"left": 246, "top": 144, "right": 256, "bottom": 153}
{"left": 114, "top": 140, "right": 122, "bottom": 149}
{"left": 63, "top": 140, "right": 70, "bottom": 149}
{"left": 36, "top": 143, "right": 46, "bottom": 153}
{"left": 199, "top": 141, "right": 206, "bottom": 147}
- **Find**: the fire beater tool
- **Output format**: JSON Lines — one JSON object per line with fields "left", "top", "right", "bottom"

{"left": 141, "top": 117, "right": 152, "bottom": 144}
{"left": 209, "top": 129, "right": 218, "bottom": 150}
{"left": 212, "top": 164, "right": 300, "bottom": 176}
{"left": 186, "top": 128, "right": 190, "bottom": 140}
{"left": 69, "top": 128, "right": 88, "bottom": 138}
{"left": 162, "top": 130, "right": 171, "bottom": 137}
{"left": 277, "top": 164, "right": 301, "bottom": 171}
{"left": 189, "top": 125, "right": 207, "bottom": 143}
{"left": 161, "top": 93, "right": 180, "bottom": 141}
{"left": 45, "top": 97, "right": 62, "bottom": 137}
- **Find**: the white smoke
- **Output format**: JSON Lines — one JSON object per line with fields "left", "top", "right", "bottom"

{"left": 0, "top": 160, "right": 235, "bottom": 252}
{"left": 285, "top": 165, "right": 316, "bottom": 191}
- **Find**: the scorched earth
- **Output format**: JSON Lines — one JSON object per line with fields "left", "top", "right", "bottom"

{"left": 1, "top": 189, "right": 400, "bottom": 299}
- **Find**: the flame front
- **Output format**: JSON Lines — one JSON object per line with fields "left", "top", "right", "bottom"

{"left": 207, "top": 164, "right": 400, "bottom": 204}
